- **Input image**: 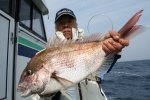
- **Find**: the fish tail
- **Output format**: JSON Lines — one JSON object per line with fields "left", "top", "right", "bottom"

{"left": 122, "top": 25, "right": 150, "bottom": 40}
{"left": 118, "top": 10, "right": 143, "bottom": 34}
{"left": 118, "top": 10, "right": 150, "bottom": 40}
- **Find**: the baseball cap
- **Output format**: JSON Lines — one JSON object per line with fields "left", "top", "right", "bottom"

{"left": 55, "top": 8, "right": 76, "bottom": 22}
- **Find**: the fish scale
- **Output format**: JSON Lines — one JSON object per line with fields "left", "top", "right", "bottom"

{"left": 30, "top": 42, "right": 105, "bottom": 94}
{"left": 40, "top": 42, "right": 106, "bottom": 94}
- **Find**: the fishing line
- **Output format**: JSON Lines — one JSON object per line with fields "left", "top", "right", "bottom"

{"left": 87, "top": 14, "right": 113, "bottom": 34}
{"left": 112, "top": 71, "right": 146, "bottom": 82}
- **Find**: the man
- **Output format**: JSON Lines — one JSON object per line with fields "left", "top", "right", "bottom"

{"left": 32, "top": 8, "right": 129, "bottom": 100}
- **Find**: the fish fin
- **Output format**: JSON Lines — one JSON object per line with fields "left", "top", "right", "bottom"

{"left": 46, "top": 33, "right": 104, "bottom": 49}
{"left": 51, "top": 75, "right": 74, "bottom": 83}
{"left": 51, "top": 74, "right": 79, "bottom": 89}
{"left": 93, "top": 54, "right": 114, "bottom": 77}
{"left": 118, "top": 10, "right": 143, "bottom": 35}
{"left": 46, "top": 37, "right": 73, "bottom": 49}
{"left": 123, "top": 25, "right": 150, "bottom": 40}
{"left": 51, "top": 72, "right": 75, "bottom": 88}
{"left": 60, "top": 86, "right": 77, "bottom": 100}
{"left": 76, "top": 33, "right": 105, "bottom": 43}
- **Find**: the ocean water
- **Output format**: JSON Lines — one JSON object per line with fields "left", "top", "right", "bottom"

{"left": 101, "top": 59, "right": 150, "bottom": 100}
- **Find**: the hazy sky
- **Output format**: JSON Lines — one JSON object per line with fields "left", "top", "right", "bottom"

{"left": 43, "top": 0, "right": 150, "bottom": 62}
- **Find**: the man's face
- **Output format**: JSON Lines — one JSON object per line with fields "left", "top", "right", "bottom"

{"left": 55, "top": 15, "right": 78, "bottom": 39}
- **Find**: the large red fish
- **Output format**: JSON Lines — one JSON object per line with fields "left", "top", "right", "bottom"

{"left": 17, "top": 10, "right": 149, "bottom": 98}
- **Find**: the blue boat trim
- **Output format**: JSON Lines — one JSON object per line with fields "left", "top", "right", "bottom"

{"left": 18, "top": 43, "right": 38, "bottom": 58}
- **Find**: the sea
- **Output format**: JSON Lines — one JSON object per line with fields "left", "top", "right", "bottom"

{"left": 101, "top": 59, "right": 150, "bottom": 100}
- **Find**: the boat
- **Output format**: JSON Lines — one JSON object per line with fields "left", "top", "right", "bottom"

{"left": 0, "top": 0, "right": 49, "bottom": 99}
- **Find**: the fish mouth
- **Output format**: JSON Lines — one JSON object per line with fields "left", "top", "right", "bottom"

{"left": 17, "top": 86, "right": 31, "bottom": 98}
{"left": 17, "top": 86, "right": 25, "bottom": 92}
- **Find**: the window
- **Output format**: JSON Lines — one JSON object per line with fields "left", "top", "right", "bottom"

{"left": 19, "top": 0, "right": 31, "bottom": 28}
{"left": 32, "top": 6, "right": 45, "bottom": 38}
{"left": 0, "top": 0, "right": 11, "bottom": 14}
{"left": 19, "top": 0, "right": 46, "bottom": 40}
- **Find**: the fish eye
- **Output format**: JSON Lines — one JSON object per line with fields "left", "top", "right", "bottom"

{"left": 27, "top": 70, "right": 32, "bottom": 75}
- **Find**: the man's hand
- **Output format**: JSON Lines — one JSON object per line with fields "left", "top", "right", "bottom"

{"left": 102, "top": 30, "right": 129, "bottom": 54}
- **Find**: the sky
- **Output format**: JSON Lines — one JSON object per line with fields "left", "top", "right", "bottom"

{"left": 43, "top": 0, "right": 150, "bottom": 62}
